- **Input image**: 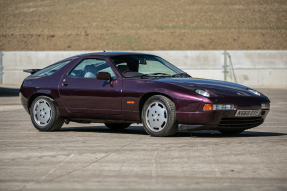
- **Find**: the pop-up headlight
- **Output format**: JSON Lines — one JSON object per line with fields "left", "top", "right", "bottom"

{"left": 248, "top": 89, "right": 261, "bottom": 96}
{"left": 195, "top": 89, "right": 210, "bottom": 97}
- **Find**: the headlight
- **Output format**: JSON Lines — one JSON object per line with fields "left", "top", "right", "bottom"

{"left": 203, "top": 104, "right": 234, "bottom": 111}
{"left": 261, "top": 103, "right": 270, "bottom": 109}
{"left": 195, "top": 89, "right": 210, "bottom": 97}
{"left": 214, "top": 104, "right": 234, "bottom": 110}
{"left": 248, "top": 89, "right": 261, "bottom": 96}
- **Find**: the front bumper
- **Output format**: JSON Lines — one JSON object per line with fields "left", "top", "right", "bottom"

{"left": 177, "top": 109, "right": 269, "bottom": 131}
{"left": 176, "top": 94, "right": 270, "bottom": 131}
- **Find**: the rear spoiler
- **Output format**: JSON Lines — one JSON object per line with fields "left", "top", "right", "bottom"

{"left": 23, "top": 69, "right": 41, "bottom": 74}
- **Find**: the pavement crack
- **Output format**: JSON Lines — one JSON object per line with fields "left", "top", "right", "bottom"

{"left": 49, "top": 138, "right": 142, "bottom": 181}
{"left": 40, "top": 151, "right": 76, "bottom": 180}
{"left": 83, "top": 139, "right": 141, "bottom": 168}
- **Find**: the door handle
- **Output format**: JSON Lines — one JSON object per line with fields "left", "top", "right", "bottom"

{"left": 62, "top": 82, "right": 69, "bottom": 86}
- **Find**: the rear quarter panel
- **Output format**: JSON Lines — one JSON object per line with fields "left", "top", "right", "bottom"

{"left": 20, "top": 58, "right": 80, "bottom": 113}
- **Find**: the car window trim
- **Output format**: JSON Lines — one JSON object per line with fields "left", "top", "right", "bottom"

{"left": 110, "top": 55, "right": 183, "bottom": 78}
{"left": 30, "top": 59, "right": 73, "bottom": 78}
{"left": 65, "top": 56, "right": 122, "bottom": 80}
{"left": 154, "top": 56, "right": 183, "bottom": 74}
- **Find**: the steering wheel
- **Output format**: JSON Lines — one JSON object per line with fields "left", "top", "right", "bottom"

{"left": 122, "top": 70, "right": 132, "bottom": 74}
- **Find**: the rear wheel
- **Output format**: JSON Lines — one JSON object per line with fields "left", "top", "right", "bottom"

{"left": 141, "top": 95, "right": 178, "bottom": 137}
{"left": 218, "top": 129, "right": 245, "bottom": 135}
{"left": 105, "top": 123, "right": 131, "bottom": 130}
{"left": 30, "top": 96, "right": 64, "bottom": 131}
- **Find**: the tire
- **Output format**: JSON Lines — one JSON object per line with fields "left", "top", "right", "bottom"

{"left": 218, "top": 129, "right": 245, "bottom": 135}
{"left": 141, "top": 95, "right": 178, "bottom": 137}
{"left": 105, "top": 123, "right": 131, "bottom": 130}
{"left": 30, "top": 96, "right": 64, "bottom": 131}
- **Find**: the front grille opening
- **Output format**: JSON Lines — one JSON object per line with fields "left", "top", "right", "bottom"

{"left": 219, "top": 117, "right": 263, "bottom": 128}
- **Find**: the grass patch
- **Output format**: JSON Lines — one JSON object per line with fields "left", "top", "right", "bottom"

{"left": 48, "top": 25, "right": 287, "bottom": 31}
{"left": 129, "top": 25, "right": 287, "bottom": 30}
{"left": 108, "top": 35, "right": 142, "bottom": 49}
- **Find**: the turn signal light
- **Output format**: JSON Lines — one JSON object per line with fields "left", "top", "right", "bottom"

{"left": 203, "top": 104, "right": 213, "bottom": 111}
{"left": 203, "top": 104, "right": 235, "bottom": 111}
{"left": 127, "top": 101, "right": 135, "bottom": 104}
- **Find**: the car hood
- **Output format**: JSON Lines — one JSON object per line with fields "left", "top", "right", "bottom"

{"left": 153, "top": 78, "right": 261, "bottom": 97}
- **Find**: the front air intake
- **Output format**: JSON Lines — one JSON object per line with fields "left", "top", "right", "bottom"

{"left": 219, "top": 117, "right": 263, "bottom": 128}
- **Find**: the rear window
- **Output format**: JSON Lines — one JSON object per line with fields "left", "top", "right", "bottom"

{"left": 31, "top": 60, "right": 70, "bottom": 77}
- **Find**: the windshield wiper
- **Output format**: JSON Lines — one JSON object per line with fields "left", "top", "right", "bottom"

{"left": 172, "top": 72, "right": 191, "bottom": 78}
{"left": 148, "top": 73, "right": 171, "bottom": 77}
{"left": 141, "top": 74, "right": 150, "bottom": 79}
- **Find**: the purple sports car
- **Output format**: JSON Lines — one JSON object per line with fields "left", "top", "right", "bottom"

{"left": 20, "top": 52, "right": 270, "bottom": 137}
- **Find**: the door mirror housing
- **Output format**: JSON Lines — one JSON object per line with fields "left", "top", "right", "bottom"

{"left": 97, "top": 72, "right": 111, "bottom": 83}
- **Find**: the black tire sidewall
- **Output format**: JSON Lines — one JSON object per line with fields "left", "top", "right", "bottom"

{"left": 142, "top": 95, "right": 176, "bottom": 137}
{"left": 30, "top": 96, "right": 57, "bottom": 131}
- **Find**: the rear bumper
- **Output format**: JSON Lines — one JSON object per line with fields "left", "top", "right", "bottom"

{"left": 20, "top": 92, "right": 29, "bottom": 113}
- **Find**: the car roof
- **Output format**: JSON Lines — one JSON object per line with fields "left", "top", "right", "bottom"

{"left": 62, "top": 52, "right": 156, "bottom": 62}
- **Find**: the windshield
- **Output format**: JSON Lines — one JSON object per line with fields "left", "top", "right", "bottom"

{"left": 110, "top": 55, "right": 183, "bottom": 77}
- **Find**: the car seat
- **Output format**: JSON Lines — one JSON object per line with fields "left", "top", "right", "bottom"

{"left": 84, "top": 65, "right": 98, "bottom": 78}
{"left": 118, "top": 65, "right": 129, "bottom": 73}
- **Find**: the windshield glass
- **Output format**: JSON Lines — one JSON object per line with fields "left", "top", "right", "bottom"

{"left": 110, "top": 55, "right": 183, "bottom": 76}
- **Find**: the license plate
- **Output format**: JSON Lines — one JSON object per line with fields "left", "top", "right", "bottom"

{"left": 235, "top": 109, "right": 261, "bottom": 117}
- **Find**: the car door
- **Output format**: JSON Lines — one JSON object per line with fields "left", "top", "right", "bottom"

{"left": 58, "top": 57, "right": 122, "bottom": 115}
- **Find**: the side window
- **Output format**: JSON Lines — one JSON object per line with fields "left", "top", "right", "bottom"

{"left": 69, "top": 58, "right": 116, "bottom": 78}
{"left": 32, "top": 60, "right": 70, "bottom": 77}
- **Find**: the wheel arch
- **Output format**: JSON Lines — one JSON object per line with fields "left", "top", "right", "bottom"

{"left": 28, "top": 93, "right": 55, "bottom": 114}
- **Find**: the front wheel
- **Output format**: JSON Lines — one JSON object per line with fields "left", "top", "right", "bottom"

{"left": 30, "top": 96, "right": 64, "bottom": 131}
{"left": 105, "top": 123, "right": 131, "bottom": 130}
{"left": 218, "top": 129, "right": 245, "bottom": 135}
{"left": 141, "top": 95, "right": 178, "bottom": 137}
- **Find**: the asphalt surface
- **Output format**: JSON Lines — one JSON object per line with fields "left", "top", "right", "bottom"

{"left": 0, "top": 88, "right": 286, "bottom": 191}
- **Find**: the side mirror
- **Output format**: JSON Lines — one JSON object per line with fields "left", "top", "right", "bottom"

{"left": 97, "top": 72, "right": 111, "bottom": 84}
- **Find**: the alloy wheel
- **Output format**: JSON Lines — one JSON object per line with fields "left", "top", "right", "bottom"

{"left": 145, "top": 101, "right": 168, "bottom": 132}
{"left": 33, "top": 99, "right": 52, "bottom": 127}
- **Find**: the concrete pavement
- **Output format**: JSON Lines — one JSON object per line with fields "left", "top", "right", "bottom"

{"left": 0, "top": 89, "right": 286, "bottom": 190}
